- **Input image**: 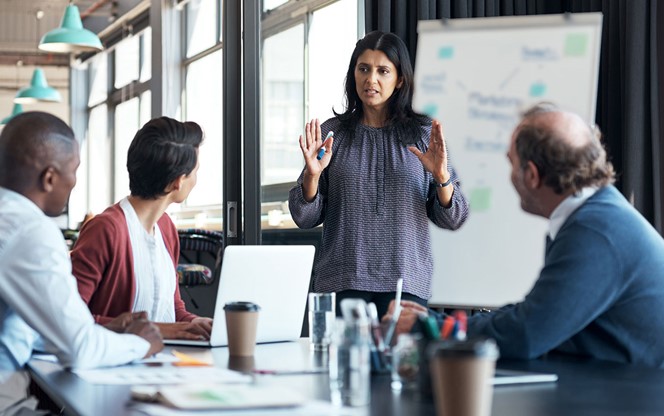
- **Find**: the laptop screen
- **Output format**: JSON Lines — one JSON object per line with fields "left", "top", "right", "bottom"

{"left": 205, "top": 245, "right": 315, "bottom": 347}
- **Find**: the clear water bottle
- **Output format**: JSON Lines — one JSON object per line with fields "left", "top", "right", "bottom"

{"left": 329, "top": 317, "right": 371, "bottom": 407}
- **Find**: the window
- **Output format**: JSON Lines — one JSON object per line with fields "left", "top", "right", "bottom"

{"left": 73, "top": 1, "right": 361, "bottom": 237}
{"left": 114, "top": 35, "right": 140, "bottom": 89}
{"left": 260, "top": 0, "right": 359, "bottom": 229}
{"left": 140, "top": 28, "right": 152, "bottom": 83}
{"left": 184, "top": 50, "right": 224, "bottom": 207}
{"left": 169, "top": 0, "right": 225, "bottom": 230}
{"left": 186, "top": 0, "right": 218, "bottom": 58}
{"left": 262, "top": 25, "right": 304, "bottom": 186}
{"left": 68, "top": 133, "right": 89, "bottom": 229}
{"left": 88, "top": 54, "right": 107, "bottom": 106}
{"left": 308, "top": 1, "right": 358, "bottom": 121}
{"left": 78, "top": 24, "right": 152, "bottom": 218}
{"left": 114, "top": 97, "right": 140, "bottom": 200}
{"left": 263, "top": 0, "right": 288, "bottom": 12}
{"left": 88, "top": 105, "right": 111, "bottom": 214}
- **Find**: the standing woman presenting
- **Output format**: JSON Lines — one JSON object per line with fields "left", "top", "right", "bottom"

{"left": 289, "top": 31, "right": 469, "bottom": 317}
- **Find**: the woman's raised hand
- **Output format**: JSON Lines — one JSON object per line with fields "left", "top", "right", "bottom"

{"left": 299, "top": 118, "right": 334, "bottom": 177}
{"left": 408, "top": 119, "right": 450, "bottom": 184}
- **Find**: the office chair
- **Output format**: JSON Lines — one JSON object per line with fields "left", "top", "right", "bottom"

{"left": 177, "top": 228, "right": 224, "bottom": 315}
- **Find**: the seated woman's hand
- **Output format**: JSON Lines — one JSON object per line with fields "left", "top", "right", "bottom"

{"left": 191, "top": 317, "right": 213, "bottom": 338}
{"left": 155, "top": 321, "right": 211, "bottom": 341}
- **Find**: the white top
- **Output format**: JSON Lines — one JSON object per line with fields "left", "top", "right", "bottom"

{"left": 548, "top": 187, "right": 598, "bottom": 240}
{"left": 120, "top": 198, "right": 176, "bottom": 322}
{"left": 0, "top": 188, "right": 149, "bottom": 379}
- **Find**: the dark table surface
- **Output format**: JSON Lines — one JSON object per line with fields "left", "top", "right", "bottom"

{"left": 27, "top": 339, "right": 664, "bottom": 416}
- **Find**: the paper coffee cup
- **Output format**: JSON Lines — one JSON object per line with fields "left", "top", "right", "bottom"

{"left": 223, "top": 301, "right": 260, "bottom": 356}
{"left": 428, "top": 338, "right": 499, "bottom": 416}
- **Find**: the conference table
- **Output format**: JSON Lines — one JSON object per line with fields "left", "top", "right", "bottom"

{"left": 27, "top": 339, "right": 664, "bottom": 415}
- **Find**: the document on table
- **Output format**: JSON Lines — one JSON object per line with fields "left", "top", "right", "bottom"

{"left": 73, "top": 366, "right": 252, "bottom": 385}
{"left": 32, "top": 352, "right": 179, "bottom": 365}
{"left": 132, "top": 384, "right": 306, "bottom": 410}
{"left": 128, "top": 399, "right": 368, "bottom": 415}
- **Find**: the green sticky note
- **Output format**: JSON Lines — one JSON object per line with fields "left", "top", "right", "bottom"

{"left": 470, "top": 187, "right": 491, "bottom": 212}
{"left": 564, "top": 33, "right": 587, "bottom": 56}
{"left": 194, "top": 390, "right": 230, "bottom": 403}
{"left": 438, "top": 46, "right": 454, "bottom": 59}
{"left": 529, "top": 83, "right": 546, "bottom": 97}
{"left": 422, "top": 103, "right": 438, "bottom": 118}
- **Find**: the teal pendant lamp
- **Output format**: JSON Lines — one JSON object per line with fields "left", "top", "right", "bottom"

{"left": 14, "top": 68, "right": 62, "bottom": 104}
{"left": 38, "top": 3, "right": 103, "bottom": 53}
{"left": 0, "top": 104, "right": 23, "bottom": 125}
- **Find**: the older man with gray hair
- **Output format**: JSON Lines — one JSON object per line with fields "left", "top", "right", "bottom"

{"left": 389, "top": 103, "right": 664, "bottom": 367}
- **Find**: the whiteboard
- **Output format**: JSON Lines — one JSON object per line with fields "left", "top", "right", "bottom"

{"left": 413, "top": 13, "right": 603, "bottom": 307}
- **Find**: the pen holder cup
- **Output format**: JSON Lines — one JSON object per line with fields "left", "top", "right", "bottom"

{"left": 390, "top": 333, "right": 421, "bottom": 390}
{"left": 367, "top": 319, "right": 394, "bottom": 374}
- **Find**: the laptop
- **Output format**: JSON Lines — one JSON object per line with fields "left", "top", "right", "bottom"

{"left": 165, "top": 245, "right": 315, "bottom": 347}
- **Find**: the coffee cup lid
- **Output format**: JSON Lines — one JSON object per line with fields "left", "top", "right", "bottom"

{"left": 223, "top": 301, "right": 260, "bottom": 312}
{"left": 428, "top": 338, "right": 500, "bottom": 359}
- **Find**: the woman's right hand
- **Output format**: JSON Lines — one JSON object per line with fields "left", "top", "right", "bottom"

{"left": 299, "top": 118, "right": 334, "bottom": 178}
{"left": 155, "top": 322, "right": 211, "bottom": 341}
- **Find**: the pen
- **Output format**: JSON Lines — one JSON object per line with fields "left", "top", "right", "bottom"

{"left": 383, "top": 278, "right": 404, "bottom": 346}
{"left": 451, "top": 320, "right": 459, "bottom": 340}
{"left": 453, "top": 310, "right": 467, "bottom": 341}
{"left": 171, "top": 350, "right": 210, "bottom": 367}
{"left": 317, "top": 131, "right": 334, "bottom": 160}
{"left": 440, "top": 315, "right": 455, "bottom": 340}
{"left": 393, "top": 277, "right": 403, "bottom": 318}
{"left": 252, "top": 368, "right": 327, "bottom": 375}
{"left": 419, "top": 314, "right": 440, "bottom": 341}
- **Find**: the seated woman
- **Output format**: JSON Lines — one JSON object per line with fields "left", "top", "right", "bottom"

{"left": 71, "top": 117, "right": 212, "bottom": 340}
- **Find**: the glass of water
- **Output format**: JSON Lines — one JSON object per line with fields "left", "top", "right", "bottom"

{"left": 329, "top": 316, "right": 371, "bottom": 407}
{"left": 308, "top": 292, "right": 336, "bottom": 350}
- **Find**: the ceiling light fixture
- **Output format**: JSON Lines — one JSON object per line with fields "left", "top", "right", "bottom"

{"left": 38, "top": 2, "right": 103, "bottom": 54}
{"left": 0, "top": 104, "right": 23, "bottom": 125}
{"left": 14, "top": 68, "right": 62, "bottom": 104}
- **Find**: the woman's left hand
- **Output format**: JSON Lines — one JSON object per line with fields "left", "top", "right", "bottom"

{"left": 191, "top": 317, "right": 213, "bottom": 338}
{"left": 156, "top": 319, "right": 212, "bottom": 340}
{"left": 408, "top": 119, "right": 450, "bottom": 184}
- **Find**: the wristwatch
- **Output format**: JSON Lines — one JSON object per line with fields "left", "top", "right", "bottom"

{"left": 434, "top": 177, "right": 453, "bottom": 188}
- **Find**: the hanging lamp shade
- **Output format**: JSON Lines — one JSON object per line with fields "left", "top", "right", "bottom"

{"left": 14, "top": 68, "right": 62, "bottom": 104}
{"left": 0, "top": 104, "right": 23, "bottom": 125}
{"left": 38, "top": 4, "right": 102, "bottom": 53}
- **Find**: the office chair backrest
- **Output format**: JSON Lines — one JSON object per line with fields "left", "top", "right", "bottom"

{"left": 177, "top": 229, "right": 224, "bottom": 286}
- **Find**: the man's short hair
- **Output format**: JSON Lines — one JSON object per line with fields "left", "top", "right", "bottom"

{"left": 515, "top": 103, "right": 615, "bottom": 194}
{"left": 127, "top": 117, "right": 203, "bottom": 199}
{"left": 0, "top": 112, "right": 76, "bottom": 192}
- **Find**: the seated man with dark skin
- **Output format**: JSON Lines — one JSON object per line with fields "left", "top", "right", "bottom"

{"left": 0, "top": 112, "right": 163, "bottom": 413}
{"left": 385, "top": 103, "right": 664, "bottom": 367}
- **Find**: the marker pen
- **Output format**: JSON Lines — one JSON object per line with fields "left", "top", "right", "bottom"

{"left": 383, "top": 278, "right": 404, "bottom": 346}
{"left": 317, "top": 131, "right": 334, "bottom": 160}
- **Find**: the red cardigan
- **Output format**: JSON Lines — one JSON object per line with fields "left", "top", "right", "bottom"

{"left": 71, "top": 204, "right": 197, "bottom": 324}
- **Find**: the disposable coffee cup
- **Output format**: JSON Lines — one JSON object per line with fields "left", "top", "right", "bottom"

{"left": 428, "top": 338, "right": 499, "bottom": 416}
{"left": 223, "top": 301, "right": 260, "bottom": 357}
{"left": 227, "top": 355, "right": 256, "bottom": 373}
